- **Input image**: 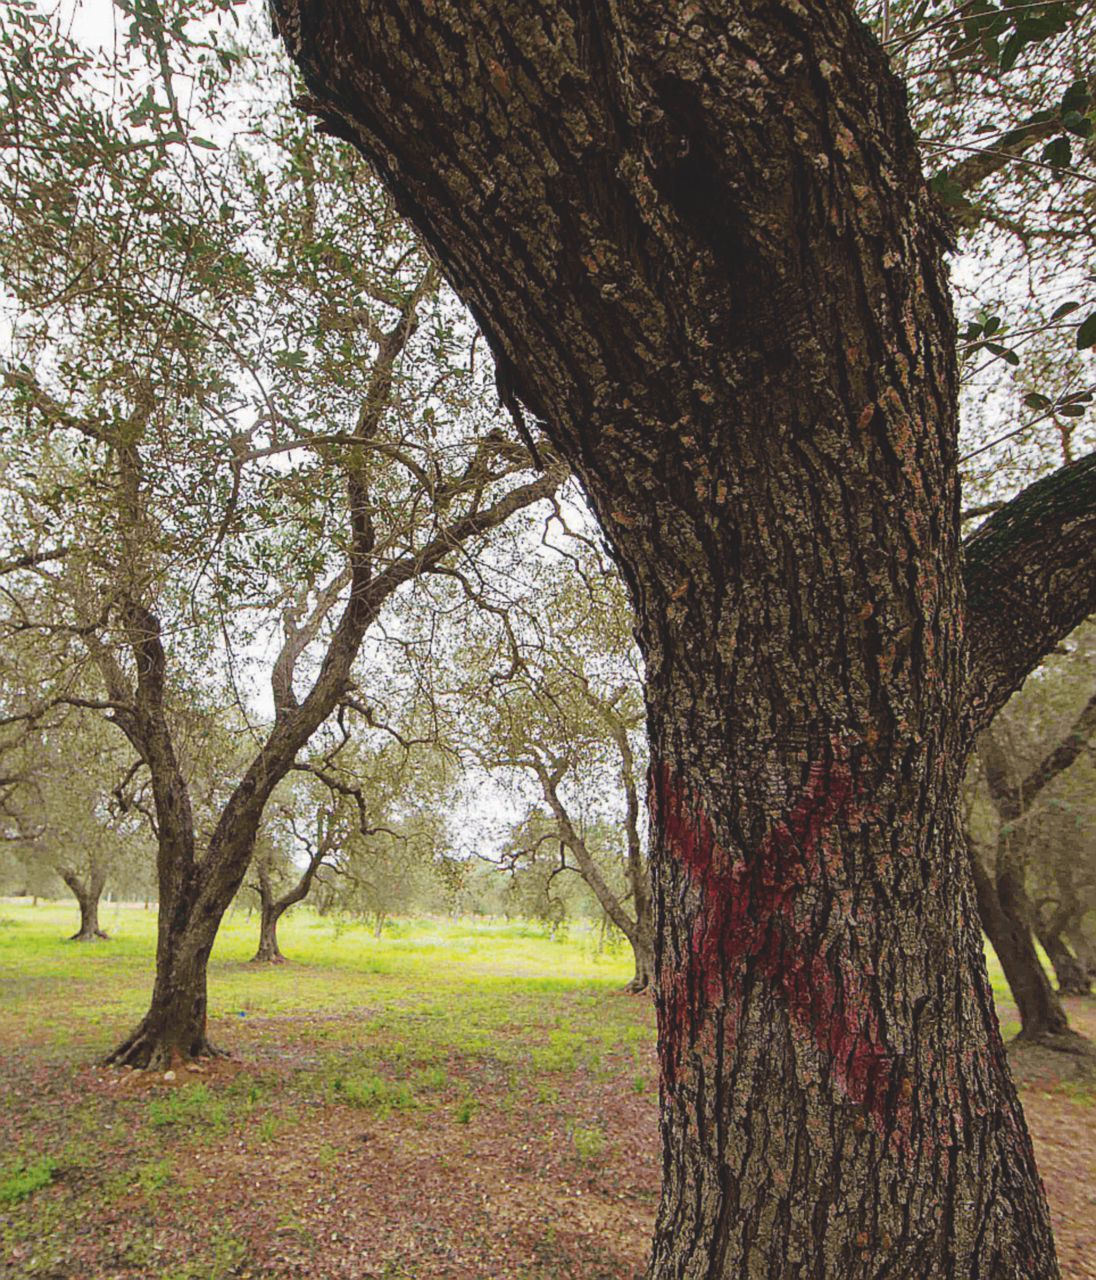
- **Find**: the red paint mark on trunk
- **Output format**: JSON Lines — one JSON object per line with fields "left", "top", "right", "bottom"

{"left": 654, "top": 752, "right": 896, "bottom": 1133}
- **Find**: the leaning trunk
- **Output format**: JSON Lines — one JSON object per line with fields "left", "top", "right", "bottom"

{"left": 252, "top": 898, "right": 286, "bottom": 964}
{"left": 995, "top": 864, "right": 1077, "bottom": 1046}
{"left": 274, "top": 2, "right": 1060, "bottom": 1271}
{"left": 1036, "top": 926, "right": 1092, "bottom": 997}
{"left": 969, "top": 851, "right": 1072, "bottom": 1041}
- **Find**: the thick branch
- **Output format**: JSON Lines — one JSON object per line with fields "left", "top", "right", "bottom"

{"left": 964, "top": 451, "right": 1096, "bottom": 732}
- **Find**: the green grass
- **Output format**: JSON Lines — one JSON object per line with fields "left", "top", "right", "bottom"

{"left": 0, "top": 1157, "right": 57, "bottom": 1205}
{"left": 0, "top": 901, "right": 637, "bottom": 1059}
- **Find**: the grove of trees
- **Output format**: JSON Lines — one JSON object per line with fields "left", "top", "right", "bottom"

{"left": 0, "top": 1, "right": 1093, "bottom": 1277}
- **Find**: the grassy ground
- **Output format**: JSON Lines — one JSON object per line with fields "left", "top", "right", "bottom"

{"left": 0, "top": 900, "right": 1093, "bottom": 1279}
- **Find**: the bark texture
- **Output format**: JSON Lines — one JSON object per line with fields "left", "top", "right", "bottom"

{"left": 269, "top": 2, "right": 1088, "bottom": 1275}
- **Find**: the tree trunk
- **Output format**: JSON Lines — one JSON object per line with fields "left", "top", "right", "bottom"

{"left": 1066, "top": 923, "right": 1096, "bottom": 981}
{"left": 70, "top": 890, "right": 108, "bottom": 942}
{"left": 252, "top": 898, "right": 286, "bottom": 964}
{"left": 105, "top": 906, "right": 221, "bottom": 1070}
{"left": 373, "top": 910, "right": 385, "bottom": 939}
{"left": 274, "top": 2, "right": 1064, "bottom": 1272}
{"left": 1036, "top": 925, "right": 1091, "bottom": 997}
{"left": 60, "top": 867, "right": 109, "bottom": 942}
{"left": 626, "top": 923, "right": 655, "bottom": 996}
{"left": 970, "top": 854, "right": 1072, "bottom": 1043}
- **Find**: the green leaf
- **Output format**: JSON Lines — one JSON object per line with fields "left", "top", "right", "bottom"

{"left": 1041, "top": 136, "right": 1072, "bottom": 169}
{"left": 1051, "top": 301, "right": 1081, "bottom": 321}
{"left": 984, "top": 342, "right": 1020, "bottom": 366}
{"left": 1023, "top": 392, "right": 1052, "bottom": 410}
{"left": 1057, "top": 405, "right": 1087, "bottom": 417}
{"left": 190, "top": 136, "right": 218, "bottom": 151}
{"left": 1061, "top": 78, "right": 1091, "bottom": 115}
{"left": 1077, "top": 311, "right": 1096, "bottom": 350}
{"left": 931, "top": 172, "right": 971, "bottom": 209}
{"left": 1062, "top": 111, "right": 1093, "bottom": 138}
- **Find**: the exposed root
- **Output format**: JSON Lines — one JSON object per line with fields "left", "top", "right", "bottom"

{"left": 104, "top": 1025, "right": 227, "bottom": 1072}
{"left": 250, "top": 951, "right": 287, "bottom": 964}
{"left": 69, "top": 929, "right": 110, "bottom": 942}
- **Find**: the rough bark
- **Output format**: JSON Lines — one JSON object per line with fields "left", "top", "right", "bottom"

{"left": 105, "top": 917, "right": 222, "bottom": 1069}
{"left": 272, "top": 3, "right": 1076, "bottom": 1274}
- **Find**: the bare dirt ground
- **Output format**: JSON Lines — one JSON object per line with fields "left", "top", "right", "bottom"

{"left": 1, "top": 911, "right": 1093, "bottom": 1279}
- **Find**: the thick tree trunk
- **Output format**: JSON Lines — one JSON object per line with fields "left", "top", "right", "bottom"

{"left": 274, "top": 2, "right": 1064, "bottom": 1273}
{"left": 1036, "top": 926, "right": 1092, "bottom": 997}
{"left": 252, "top": 898, "right": 286, "bottom": 964}
{"left": 105, "top": 905, "right": 221, "bottom": 1070}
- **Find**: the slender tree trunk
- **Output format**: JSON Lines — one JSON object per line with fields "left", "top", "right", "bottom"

{"left": 71, "top": 891, "right": 108, "bottom": 942}
{"left": 373, "top": 910, "right": 385, "bottom": 939}
{"left": 252, "top": 897, "right": 286, "bottom": 963}
{"left": 970, "top": 854, "right": 1072, "bottom": 1041}
{"left": 627, "top": 921, "right": 655, "bottom": 996}
{"left": 1036, "top": 925, "right": 1091, "bottom": 997}
{"left": 274, "top": 2, "right": 1065, "bottom": 1271}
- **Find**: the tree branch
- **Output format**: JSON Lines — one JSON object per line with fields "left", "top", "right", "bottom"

{"left": 964, "top": 450, "right": 1096, "bottom": 732}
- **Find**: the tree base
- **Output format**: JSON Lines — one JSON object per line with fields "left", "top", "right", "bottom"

{"left": 1010, "top": 1025, "right": 1095, "bottom": 1058}
{"left": 250, "top": 950, "right": 287, "bottom": 964}
{"left": 104, "top": 1025, "right": 227, "bottom": 1072}
{"left": 69, "top": 929, "right": 109, "bottom": 942}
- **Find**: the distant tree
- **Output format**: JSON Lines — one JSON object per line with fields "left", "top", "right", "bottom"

{"left": 0, "top": 4, "right": 561, "bottom": 1068}
{"left": 967, "top": 625, "right": 1096, "bottom": 1040}
{"left": 458, "top": 556, "right": 654, "bottom": 989}
{"left": 0, "top": 712, "right": 153, "bottom": 940}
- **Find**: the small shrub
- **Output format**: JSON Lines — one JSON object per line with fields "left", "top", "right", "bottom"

{"left": 0, "top": 1157, "right": 57, "bottom": 1205}
{"left": 570, "top": 1124, "right": 606, "bottom": 1162}
{"left": 632, "top": 1074, "right": 649, "bottom": 1095}
{"left": 256, "top": 1114, "right": 278, "bottom": 1142}
{"left": 454, "top": 1097, "right": 477, "bottom": 1124}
